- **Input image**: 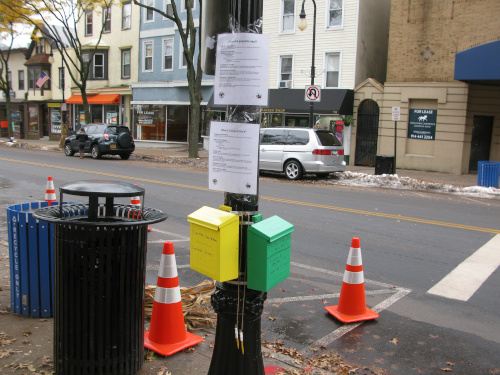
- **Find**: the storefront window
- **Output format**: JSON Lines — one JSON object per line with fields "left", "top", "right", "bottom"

{"left": 166, "top": 105, "right": 188, "bottom": 142}
{"left": 28, "top": 105, "right": 38, "bottom": 132}
{"left": 133, "top": 104, "right": 166, "bottom": 141}
{"left": 51, "top": 108, "right": 62, "bottom": 134}
{"left": 105, "top": 105, "right": 119, "bottom": 124}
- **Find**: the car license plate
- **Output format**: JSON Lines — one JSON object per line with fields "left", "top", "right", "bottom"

{"left": 110, "top": 144, "right": 116, "bottom": 148}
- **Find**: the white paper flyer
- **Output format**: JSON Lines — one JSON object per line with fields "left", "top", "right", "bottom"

{"left": 214, "top": 33, "right": 269, "bottom": 106}
{"left": 208, "top": 121, "right": 260, "bottom": 195}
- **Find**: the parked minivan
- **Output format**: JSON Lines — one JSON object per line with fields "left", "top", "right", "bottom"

{"left": 259, "top": 127, "right": 345, "bottom": 180}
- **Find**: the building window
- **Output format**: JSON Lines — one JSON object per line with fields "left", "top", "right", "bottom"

{"left": 103, "top": 7, "right": 111, "bottom": 33}
{"left": 144, "top": 0, "right": 154, "bottom": 22}
{"left": 36, "top": 41, "right": 46, "bottom": 54}
{"left": 59, "top": 67, "right": 65, "bottom": 91}
{"left": 279, "top": 55, "right": 293, "bottom": 86}
{"left": 182, "top": 0, "right": 195, "bottom": 11}
{"left": 281, "top": 0, "right": 295, "bottom": 33}
{"left": 18, "top": 70, "right": 25, "bottom": 90}
{"left": 164, "top": 0, "right": 173, "bottom": 18}
{"left": 122, "top": 49, "right": 131, "bottom": 78}
{"left": 328, "top": 0, "right": 343, "bottom": 28}
{"left": 122, "top": 2, "right": 132, "bottom": 29}
{"left": 162, "top": 37, "right": 173, "bottom": 70}
{"left": 82, "top": 51, "right": 108, "bottom": 80}
{"left": 85, "top": 11, "right": 93, "bottom": 36}
{"left": 93, "top": 54, "right": 104, "bottom": 78}
{"left": 143, "top": 40, "right": 153, "bottom": 71}
{"left": 28, "top": 66, "right": 49, "bottom": 89}
{"left": 325, "top": 52, "right": 340, "bottom": 88}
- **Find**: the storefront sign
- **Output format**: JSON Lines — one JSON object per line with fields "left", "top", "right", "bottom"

{"left": 209, "top": 121, "right": 260, "bottom": 195}
{"left": 214, "top": 33, "right": 269, "bottom": 106}
{"left": 408, "top": 109, "right": 437, "bottom": 140}
{"left": 261, "top": 108, "right": 286, "bottom": 113}
{"left": 136, "top": 111, "right": 155, "bottom": 127}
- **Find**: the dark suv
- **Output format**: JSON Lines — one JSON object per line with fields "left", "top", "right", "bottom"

{"left": 64, "top": 124, "right": 135, "bottom": 160}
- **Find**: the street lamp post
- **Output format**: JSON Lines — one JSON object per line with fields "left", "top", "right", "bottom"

{"left": 298, "top": 0, "right": 317, "bottom": 128}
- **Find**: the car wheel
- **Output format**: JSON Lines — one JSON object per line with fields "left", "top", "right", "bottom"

{"left": 117, "top": 132, "right": 133, "bottom": 149}
{"left": 64, "top": 143, "right": 75, "bottom": 156}
{"left": 284, "top": 160, "right": 303, "bottom": 180}
{"left": 91, "top": 144, "right": 102, "bottom": 159}
{"left": 120, "top": 153, "right": 131, "bottom": 160}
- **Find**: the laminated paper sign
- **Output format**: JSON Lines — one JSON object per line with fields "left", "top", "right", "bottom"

{"left": 214, "top": 33, "right": 269, "bottom": 106}
{"left": 209, "top": 121, "right": 260, "bottom": 195}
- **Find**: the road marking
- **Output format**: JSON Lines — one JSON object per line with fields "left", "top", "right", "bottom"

{"left": 299, "top": 288, "right": 411, "bottom": 355}
{"left": 427, "top": 234, "right": 500, "bottom": 301}
{"left": 1, "top": 157, "right": 499, "bottom": 234}
{"left": 147, "top": 228, "right": 190, "bottom": 242}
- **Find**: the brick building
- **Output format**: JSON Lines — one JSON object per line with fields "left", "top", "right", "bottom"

{"left": 352, "top": 0, "right": 500, "bottom": 174}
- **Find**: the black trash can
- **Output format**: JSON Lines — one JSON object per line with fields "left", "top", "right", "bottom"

{"left": 34, "top": 181, "right": 167, "bottom": 375}
{"left": 375, "top": 155, "right": 395, "bottom": 175}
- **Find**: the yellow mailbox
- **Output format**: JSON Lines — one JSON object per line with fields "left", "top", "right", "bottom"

{"left": 187, "top": 206, "right": 239, "bottom": 282}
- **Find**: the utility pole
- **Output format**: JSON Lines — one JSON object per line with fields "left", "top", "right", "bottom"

{"left": 202, "top": 1, "right": 266, "bottom": 374}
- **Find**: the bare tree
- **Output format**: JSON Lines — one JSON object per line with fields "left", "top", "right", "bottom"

{"left": 133, "top": 0, "right": 203, "bottom": 158}
{"left": 11, "top": 0, "right": 116, "bottom": 146}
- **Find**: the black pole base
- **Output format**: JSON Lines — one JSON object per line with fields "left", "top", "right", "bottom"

{"left": 208, "top": 282, "right": 267, "bottom": 375}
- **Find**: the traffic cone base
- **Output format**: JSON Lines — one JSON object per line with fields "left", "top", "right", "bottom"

{"left": 144, "top": 330, "right": 203, "bottom": 356}
{"left": 325, "top": 304, "right": 379, "bottom": 323}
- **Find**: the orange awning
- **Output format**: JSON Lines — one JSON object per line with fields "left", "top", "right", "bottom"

{"left": 66, "top": 94, "right": 120, "bottom": 104}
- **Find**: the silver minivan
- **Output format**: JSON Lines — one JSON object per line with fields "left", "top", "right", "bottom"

{"left": 259, "top": 127, "right": 345, "bottom": 180}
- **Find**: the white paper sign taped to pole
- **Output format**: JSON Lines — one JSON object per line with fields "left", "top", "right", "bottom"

{"left": 214, "top": 33, "right": 269, "bottom": 106}
{"left": 208, "top": 121, "right": 260, "bottom": 195}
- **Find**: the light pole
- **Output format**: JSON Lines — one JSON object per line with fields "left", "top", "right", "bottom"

{"left": 298, "top": 0, "right": 316, "bottom": 128}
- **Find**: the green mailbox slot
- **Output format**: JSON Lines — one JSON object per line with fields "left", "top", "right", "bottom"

{"left": 247, "top": 215, "right": 294, "bottom": 292}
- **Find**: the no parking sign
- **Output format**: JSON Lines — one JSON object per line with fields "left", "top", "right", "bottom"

{"left": 305, "top": 85, "right": 321, "bottom": 102}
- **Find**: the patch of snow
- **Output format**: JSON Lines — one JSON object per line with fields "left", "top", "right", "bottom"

{"left": 327, "top": 171, "right": 499, "bottom": 200}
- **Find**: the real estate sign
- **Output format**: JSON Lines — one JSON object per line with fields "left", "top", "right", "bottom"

{"left": 408, "top": 109, "right": 437, "bottom": 140}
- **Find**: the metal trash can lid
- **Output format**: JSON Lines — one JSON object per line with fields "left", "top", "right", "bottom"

{"left": 33, "top": 180, "right": 167, "bottom": 226}
{"left": 61, "top": 180, "right": 144, "bottom": 198}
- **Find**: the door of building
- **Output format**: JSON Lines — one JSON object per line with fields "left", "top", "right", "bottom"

{"left": 355, "top": 99, "right": 379, "bottom": 166}
{"left": 468, "top": 115, "right": 493, "bottom": 173}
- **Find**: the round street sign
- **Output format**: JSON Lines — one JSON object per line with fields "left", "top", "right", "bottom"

{"left": 305, "top": 85, "right": 321, "bottom": 102}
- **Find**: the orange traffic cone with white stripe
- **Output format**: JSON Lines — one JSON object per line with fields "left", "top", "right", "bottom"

{"left": 144, "top": 241, "right": 203, "bottom": 356}
{"left": 44, "top": 176, "right": 57, "bottom": 206}
{"left": 325, "top": 237, "right": 379, "bottom": 323}
{"left": 131, "top": 185, "right": 152, "bottom": 230}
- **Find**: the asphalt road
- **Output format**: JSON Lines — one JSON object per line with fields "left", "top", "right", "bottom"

{"left": 1, "top": 147, "right": 499, "bottom": 374}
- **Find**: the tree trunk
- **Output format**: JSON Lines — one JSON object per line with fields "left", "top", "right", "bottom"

{"left": 6, "top": 94, "right": 13, "bottom": 139}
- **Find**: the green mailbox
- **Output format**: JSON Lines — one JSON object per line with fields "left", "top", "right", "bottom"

{"left": 247, "top": 215, "right": 294, "bottom": 292}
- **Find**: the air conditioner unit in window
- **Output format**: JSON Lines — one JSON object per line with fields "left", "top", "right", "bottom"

{"left": 279, "top": 80, "right": 292, "bottom": 89}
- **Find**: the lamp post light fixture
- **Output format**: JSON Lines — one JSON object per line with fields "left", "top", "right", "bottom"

{"left": 298, "top": 0, "right": 317, "bottom": 128}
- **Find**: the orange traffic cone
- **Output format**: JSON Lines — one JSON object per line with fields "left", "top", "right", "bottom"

{"left": 325, "top": 237, "right": 379, "bottom": 323}
{"left": 130, "top": 186, "right": 151, "bottom": 230}
{"left": 144, "top": 242, "right": 203, "bottom": 356}
{"left": 44, "top": 176, "right": 57, "bottom": 206}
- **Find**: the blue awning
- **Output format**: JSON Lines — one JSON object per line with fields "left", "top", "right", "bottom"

{"left": 454, "top": 40, "right": 500, "bottom": 84}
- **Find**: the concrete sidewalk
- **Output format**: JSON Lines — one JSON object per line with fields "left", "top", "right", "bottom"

{"left": 2, "top": 137, "right": 480, "bottom": 188}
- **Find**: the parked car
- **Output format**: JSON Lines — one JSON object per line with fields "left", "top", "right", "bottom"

{"left": 64, "top": 124, "right": 135, "bottom": 160}
{"left": 259, "top": 127, "right": 345, "bottom": 180}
